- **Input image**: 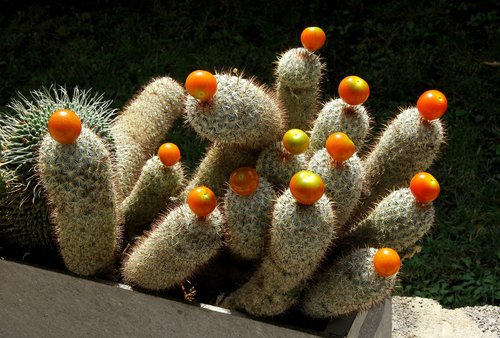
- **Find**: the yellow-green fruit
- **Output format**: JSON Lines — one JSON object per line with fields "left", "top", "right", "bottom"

{"left": 122, "top": 156, "right": 185, "bottom": 236}
{"left": 112, "top": 77, "right": 185, "bottom": 198}
{"left": 185, "top": 73, "right": 285, "bottom": 150}
{"left": 308, "top": 149, "right": 364, "bottom": 228}
{"left": 309, "top": 98, "right": 370, "bottom": 153}
{"left": 224, "top": 177, "right": 276, "bottom": 260}
{"left": 222, "top": 190, "right": 336, "bottom": 316}
{"left": 342, "top": 188, "right": 435, "bottom": 252}
{"left": 256, "top": 142, "right": 308, "bottom": 189}
{"left": 181, "top": 143, "right": 259, "bottom": 199}
{"left": 276, "top": 48, "right": 324, "bottom": 130}
{"left": 37, "top": 127, "right": 121, "bottom": 276}
{"left": 361, "top": 107, "right": 444, "bottom": 210}
{"left": 122, "top": 204, "right": 224, "bottom": 290}
{"left": 299, "top": 248, "right": 397, "bottom": 318}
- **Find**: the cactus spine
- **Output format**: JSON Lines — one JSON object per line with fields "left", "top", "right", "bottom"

{"left": 185, "top": 73, "right": 285, "bottom": 150}
{"left": 37, "top": 127, "right": 121, "bottom": 276}
{"left": 342, "top": 188, "right": 435, "bottom": 252}
{"left": 222, "top": 191, "right": 336, "bottom": 316}
{"left": 361, "top": 107, "right": 444, "bottom": 209}
{"left": 309, "top": 98, "right": 370, "bottom": 153}
{"left": 112, "top": 77, "right": 185, "bottom": 198}
{"left": 275, "top": 48, "right": 323, "bottom": 130}
{"left": 308, "top": 149, "right": 364, "bottom": 228}
{"left": 224, "top": 177, "right": 276, "bottom": 260}
{"left": 122, "top": 204, "right": 224, "bottom": 290}
{"left": 299, "top": 247, "right": 397, "bottom": 318}
{"left": 122, "top": 156, "right": 185, "bottom": 236}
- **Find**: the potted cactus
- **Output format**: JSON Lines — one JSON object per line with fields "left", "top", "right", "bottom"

{"left": 0, "top": 26, "right": 447, "bottom": 337}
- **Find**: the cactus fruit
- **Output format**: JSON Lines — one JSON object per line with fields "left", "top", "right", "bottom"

{"left": 361, "top": 107, "right": 444, "bottom": 209}
{"left": 256, "top": 142, "right": 308, "bottom": 189}
{"left": 299, "top": 247, "right": 397, "bottom": 318}
{"left": 0, "top": 86, "right": 115, "bottom": 249}
{"left": 112, "top": 76, "right": 185, "bottom": 198}
{"left": 122, "top": 156, "right": 185, "bottom": 236}
{"left": 122, "top": 204, "right": 224, "bottom": 290}
{"left": 224, "top": 177, "right": 276, "bottom": 260}
{"left": 309, "top": 98, "right": 370, "bottom": 153}
{"left": 276, "top": 48, "right": 323, "bottom": 130}
{"left": 341, "top": 188, "right": 435, "bottom": 252}
{"left": 185, "top": 73, "right": 285, "bottom": 149}
{"left": 37, "top": 127, "right": 121, "bottom": 276}
{"left": 308, "top": 149, "right": 364, "bottom": 228}
{"left": 222, "top": 191, "right": 336, "bottom": 316}
{"left": 181, "top": 143, "right": 259, "bottom": 198}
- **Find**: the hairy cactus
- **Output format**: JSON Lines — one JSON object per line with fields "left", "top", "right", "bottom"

{"left": 299, "top": 247, "right": 397, "bottom": 318}
{"left": 122, "top": 204, "right": 224, "bottom": 290}
{"left": 112, "top": 77, "right": 185, "bottom": 198}
{"left": 224, "top": 177, "right": 276, "bottom": 260}
{"left": 361, "top": 107, "right": 444, "bottom": 209}
{"left": 341, "top": 188, "right": 435, "bottom": 252}
{"left": 185, "top": 72, "right": 285, "bottom": 149}
{"left": 0, "top": 86, "right": 115, "bottom": 249}
{"left": 222, "top": 191, "right": 336, "bottom": 316}
{"left": 309, "top": 98, "right": 370, "bottom": 153}
{"left": 122, "top": 156, "right": 185, "bottom": 236}
{"left": 308, "top": 149, "right": 364, "bottom": 228}
{"left": 37, "top": 127, "right": 121, "bottom": 276}
{"left": 256, "top": 142, "right": 308, "bottom": 189}
{"left": 276, "top": 48, "right": 323, "bottom": 130}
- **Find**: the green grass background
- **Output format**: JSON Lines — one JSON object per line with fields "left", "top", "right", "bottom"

{"left": 1, "top": 0, "right": 498, "bottom": 307}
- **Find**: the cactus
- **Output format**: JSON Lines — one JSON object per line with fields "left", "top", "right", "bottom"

{"left": 341, "top": 188, "right": 435, "bottom": 252}
{"left": 256, "top": 142, "right": 308, "bottom": 189}
{"left": 224, "top": 177, "right": 276, "bottom": 260}
{"left": 309, "top": 98, "right": 370, "bottom": 153}
{"left": 299, "top": 247, "right": 397, "bottom": 318}
{"left": 37, "top": 127, "right": 121, "bottom": 276}
{"left": 122, "top": 204, "right": 224, "bottom": 290}
{"left": 122, "top": 156, "right": 185, "bottom": 236}
{"left": 0, "top": 86, "right": 115, "bottom": 249}
{"left": 181, "top": 143, "right": 259, "bottom": 198}
{"left": 112, "top": 77, "right": 185, "bottom": 198}
{"left": 222, "top": 191, "right": 336, "bottom": 316}
{"left": 308, "top": 149, "right": 364, "bottom": 228}
{"left": 360, "top": 107, "right": 444, "bottom": 210}
{"left": 185, "top": 72, "right": 285, "bottom": 150}
{"left": 275, "top": 48, "right": 323, "bottom": 130}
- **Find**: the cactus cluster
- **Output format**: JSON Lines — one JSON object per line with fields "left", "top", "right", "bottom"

{"left": 0, "top": 27, "right": 448, "bottom": 323}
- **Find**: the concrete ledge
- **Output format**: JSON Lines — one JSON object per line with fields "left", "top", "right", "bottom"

{"left": 0, "top": 259, "right": 391, "bottom": 337}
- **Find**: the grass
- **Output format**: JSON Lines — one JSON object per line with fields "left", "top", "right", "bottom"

{"left": 1, "top": 0, "right": 498, "bottom": 307}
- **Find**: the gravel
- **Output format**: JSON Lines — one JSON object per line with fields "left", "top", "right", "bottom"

{"left": 462, "top": 305, "right": 499, "bottom": 336}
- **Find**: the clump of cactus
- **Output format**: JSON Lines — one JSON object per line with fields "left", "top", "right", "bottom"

{"left": 0, "top": 26, "right": 448, "bottom": 324}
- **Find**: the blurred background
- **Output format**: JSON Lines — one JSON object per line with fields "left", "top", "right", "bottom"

{"left": 1, "top": 0, "right": 498, "bottom": 308}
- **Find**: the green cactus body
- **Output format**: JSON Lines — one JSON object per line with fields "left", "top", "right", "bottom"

{"left": 275, "top": 48, "right": 323, "bottom": 130}
{"left": 185, "top": 73, "right": 285, "bottom": 149}
{"left": 308, "top": 149, "right": 364, "bottom": 228}
{"left": 181, "top": 143, "right": 259, "bottom": 199}
{"left": 0, "top": 87, "right": 115, "bottom": 249}
{"left": 309, "top": 98, "right": 370, "bottom": 153}
{"left": 342, "top": 188, "right": 435, "bottom": 252}
{"left": 222, "top": 190, "right": 336, "bottom": 316}
{"left": 122, "top": 156, "right": 185, "bottom": 236}
{"left": 299, "top": 247, "right": 396, "bottom": 318}
{"left": 122, "top": 204, "right": 224, "bottom": 290}
{"left": 0, "top": 169, "right": 53, "bottom": 249}
{"left": 224, "top": 177, "right": 276, "bottom": 261}
{"left": 361, "top": 107, "right": 444, "bottom": 209}
{"left": 37, "top": 127, "right": 121, "bottom": 276}
{"left": 112, "top": 77, "right": 185, "bottom": 198}
{"left": 256, "top": 142, "right": 308, "bottom": 189}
